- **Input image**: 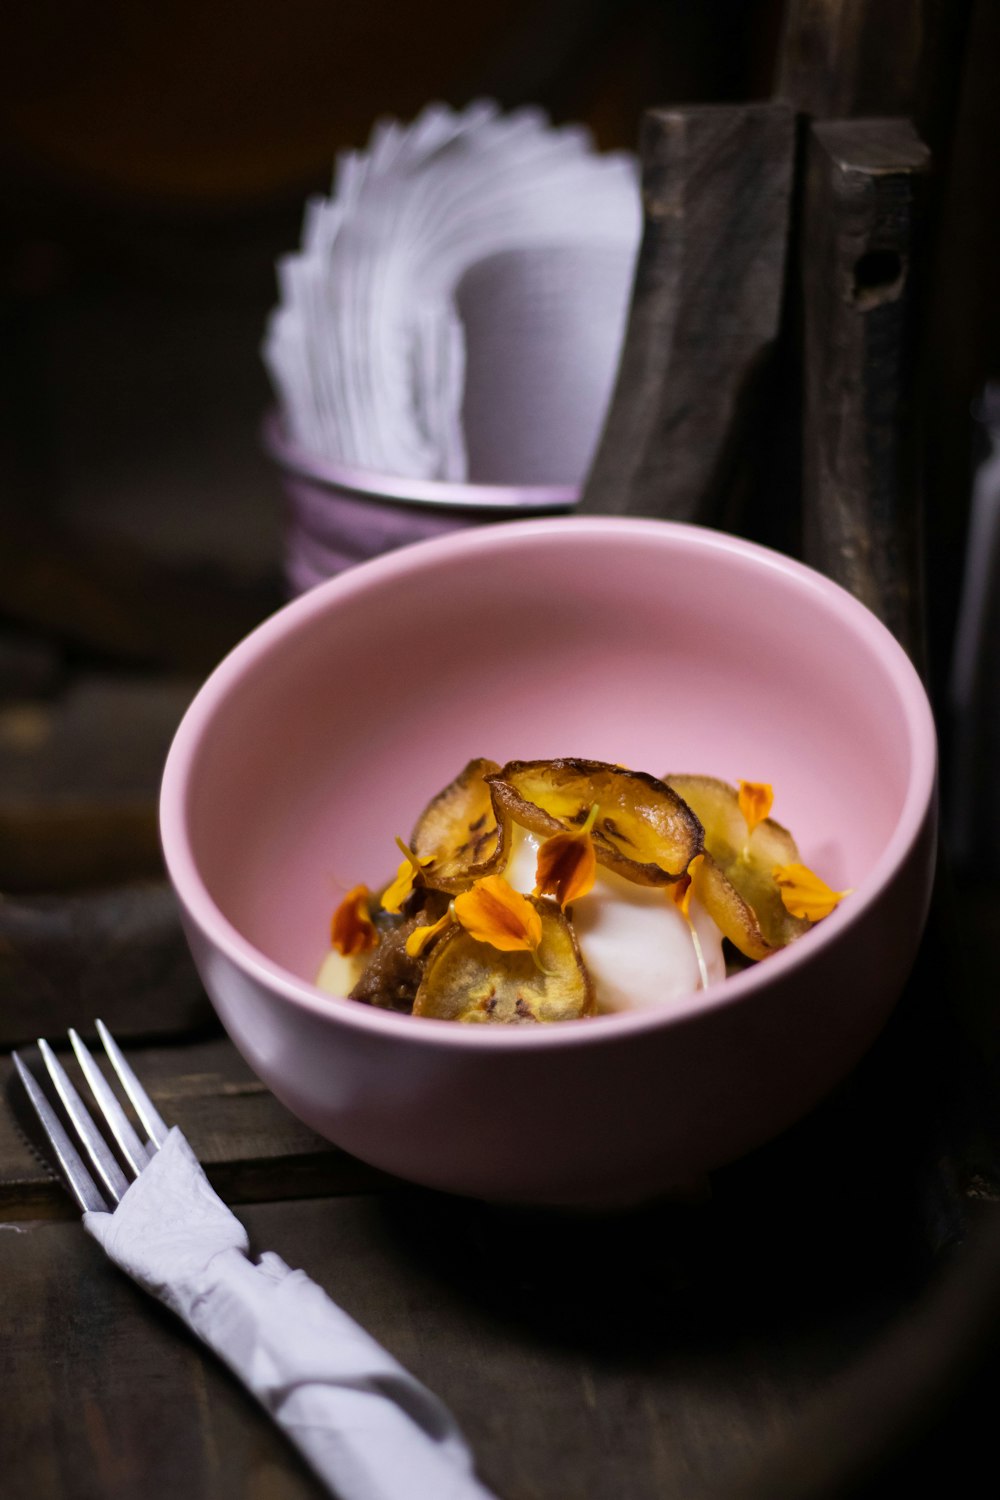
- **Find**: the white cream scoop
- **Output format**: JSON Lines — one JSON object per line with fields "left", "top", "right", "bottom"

{"left": 504, "top": 826, "right": 725, "bottom": 1014}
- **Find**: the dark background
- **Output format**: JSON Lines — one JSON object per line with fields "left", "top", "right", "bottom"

{"left": 1, "top": 6, "right": 999, "bottom": 1494}
{"left": 2, "top": 0, "right": 999, "bottom": 719}
{"left": 0, "top": 0, "right": 784, "bottom": 603}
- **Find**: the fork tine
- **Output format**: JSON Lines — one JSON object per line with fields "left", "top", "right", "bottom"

{"left": 95, "top": 1019, "right": 169, "bottom": 1148}
{"left": 69, "top": 1029, "right": 152, "bottom": 1175}
{"left": 37, "top": 1039, "right": 131, "bottom": 1203}
{"left": 12, "top": 1051, "right": 109, "bottom": 1214}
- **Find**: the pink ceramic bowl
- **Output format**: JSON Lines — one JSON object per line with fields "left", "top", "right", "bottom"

{"left": 160, "top": 518, "right": 937, "bottom": 1207}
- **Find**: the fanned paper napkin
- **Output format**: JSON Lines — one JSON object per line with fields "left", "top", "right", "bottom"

{"left": 84, "top": 1129, "right": 498, "bottom": 1500}
{"left": 264, "top": 100, "right": 640, "bottom": 484}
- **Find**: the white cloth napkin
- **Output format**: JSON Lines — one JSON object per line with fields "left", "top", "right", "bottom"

{"left": 84, "top": 1129, "right": 498, "bottom": 1500}
{"left": 263, "top": 99, "right": 639, "bottom": 484}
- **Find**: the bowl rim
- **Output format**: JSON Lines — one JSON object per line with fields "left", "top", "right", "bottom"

{"left": 160, "top": 515, "right": 938, "bottom": 1051}
{"left": 262, "top": 410, "right": 579, "bottom": 514}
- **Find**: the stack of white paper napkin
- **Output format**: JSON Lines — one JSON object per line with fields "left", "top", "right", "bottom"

{"left": 264, "top": 101, "right": 640, "bottom": 485}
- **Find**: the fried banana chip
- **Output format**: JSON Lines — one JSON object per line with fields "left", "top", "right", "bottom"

{"left": 666, "top": 775, "right": 810, "bottom": 952}
{"left": 487, "top": 759, "right": 702, "bottom": 885}
{"left": 411, "top": 758, "right": 511, "bottom": 894}
{"left": 690, "top": 852, "right": 773, "bottom": 962}
{"left": 412, "top": 897, "right": 595, "bottom": 1023}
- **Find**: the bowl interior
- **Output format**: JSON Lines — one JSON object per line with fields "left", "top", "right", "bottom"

{"left": 173, "top": 519, "right": 928, "bottom": 997}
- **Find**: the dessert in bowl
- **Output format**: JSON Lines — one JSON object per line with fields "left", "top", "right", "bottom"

{"left": 159, "top": 517, "right": 937, "bottom": 1206}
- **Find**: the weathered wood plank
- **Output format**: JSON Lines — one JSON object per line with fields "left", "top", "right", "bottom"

{"left": 0, "top": 1180, "right": 994, "bottom": 1497}
{"left": 2, "top": 891, "right": 998, "bottom": 1495}
{"left": 0, "top": 673, "right": 217, "bottom": 1041}
{"left": 0, "top": 1211, "right": 329, "bottom": 1497}
{"left": 0, "top": 1035, "right": 388, "bottom": 1217}
{"left": 0, "top": 881, "right": 211, "bottom": 1048}
{"left": 776, "top": 0, "right": 970, "bottom": 152}
{"left": 0, "top": 674, "right": 196, "bottom": 892}
{"left": 800, "top": 117, "right": 930, "bottom": 659}
{"left": 0, "top": 504, "right": 280, "bottom": 674}
{"left": 0, "top": 1194, "right": 903, "bottom": 1499}
{"left": 578, "top": 101, "right": 795, "bottom": 527}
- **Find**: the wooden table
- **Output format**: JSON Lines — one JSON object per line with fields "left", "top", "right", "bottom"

{"left": 3, "top": 898, "right": 999, "bottom": 1500}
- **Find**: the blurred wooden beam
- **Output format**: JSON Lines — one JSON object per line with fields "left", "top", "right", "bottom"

{"left": 579, "top": 101, "right": 794, "bottom": 524}
{"left": 777, "top": 0, "right": 970, "bottom": 152}
{"left": 0, "top": 505, "right": 279, "bottom": 674}
{"left": 0, "top": 881, "right": 210, "bottom": 1046}
{"left": 0, "top": 675, "right": 196, "bottom": 892}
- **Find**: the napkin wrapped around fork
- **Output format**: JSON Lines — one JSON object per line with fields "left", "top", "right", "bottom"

{"left": 84, "top": 1128, "right": 497, "bottom": 1500}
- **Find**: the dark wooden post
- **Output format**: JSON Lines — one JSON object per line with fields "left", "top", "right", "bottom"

{"left": 801, "top": 118, "right": 930, "bottom": 661}
{"left": 777, "top": 0, "right": 969, "bottom": 152}
{"left": 777, "top": 0, "right": 975, "bottom": 685}
{"left": 578, "top": 102, "right": 795, "bottom": 525}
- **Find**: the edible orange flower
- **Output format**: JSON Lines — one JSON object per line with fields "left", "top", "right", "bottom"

{"left": 738, "top": 781, "right": 773, "bottom": 838}
{"left": 330, "top": 884, "right": 378, "bottom": 956}
{"left": 404, "top": 909, "right": 454, "bottom": 958}
{"left": 534, "top": 803, "right": 598, "bottom": 907}
{"left": 772, "top": 862, "right": 850, "bottom": 921}
{"left": 669, "top": 853, "right": 705, "bottom": 920}
{"left": 381, "top": 839, "right": 434, "bottom": 914}
{"left": 452, "top": 874, "right": 543, "bottom": 953}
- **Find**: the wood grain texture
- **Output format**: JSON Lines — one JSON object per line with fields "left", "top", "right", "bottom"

{"left": 0, "top": 1035, "right": 387, "bottom": 1218}
{"left": 2, "top": 897, "right": 998, "bottom": 1496}
{"left": 0, "top": 1212, "right": 329, "bottom": 1498}
{"left": 0, "top": 1192, "right": 911, "bottom": 1499}
{"left": 776, "top": 0, "right": 970, "bottom": 153}
{"left": 578, "top": 102, "right": 795, "bottom": 526}
{"left": 0, "top": 882, "right": 211, "bottom": 1048}
{"left": 0, "top": 674, "right": 196, "bottom": 892}
{"left": 0, "top": 675, "right": 213, "bottom": 1041}
{"left": 800, "top": 117, "right": 930, "bottom": 659}
{"left": 0, "top": 1179, "right": 994, "bottom": 1497}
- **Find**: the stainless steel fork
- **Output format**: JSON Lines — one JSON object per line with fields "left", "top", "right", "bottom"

{"left": 12, "top": 1019, "right": 167, "bottom": 1211}
{"left": 11, "top": 1022, "right": 498, "bottom": 1500}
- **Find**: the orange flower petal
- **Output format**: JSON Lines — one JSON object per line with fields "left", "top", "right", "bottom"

{"left": 404, "top": 910, "right": 454, "bottom": 958}
{"left": 452, "top": 874, "right": 543, "bottom": 953}
{"left": 381, "top": 841, "right": 434, "bottom": 915}
{"left": 738, "top": 781, "right": 774, "bottom": 837}
{"left": 772, "top": 862, "right": 850, "bottom": 921}
{"left": 534, "top": 820, "right": 597, "bottom": 907}
{"left": 669, "top": 853, "right": 705, "bottom": 920}
{"left": 381, "top": 860, "right": 417, "bottom": 915}
{"left": 330, "top": 884, "right": 378, "bottom": 956}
